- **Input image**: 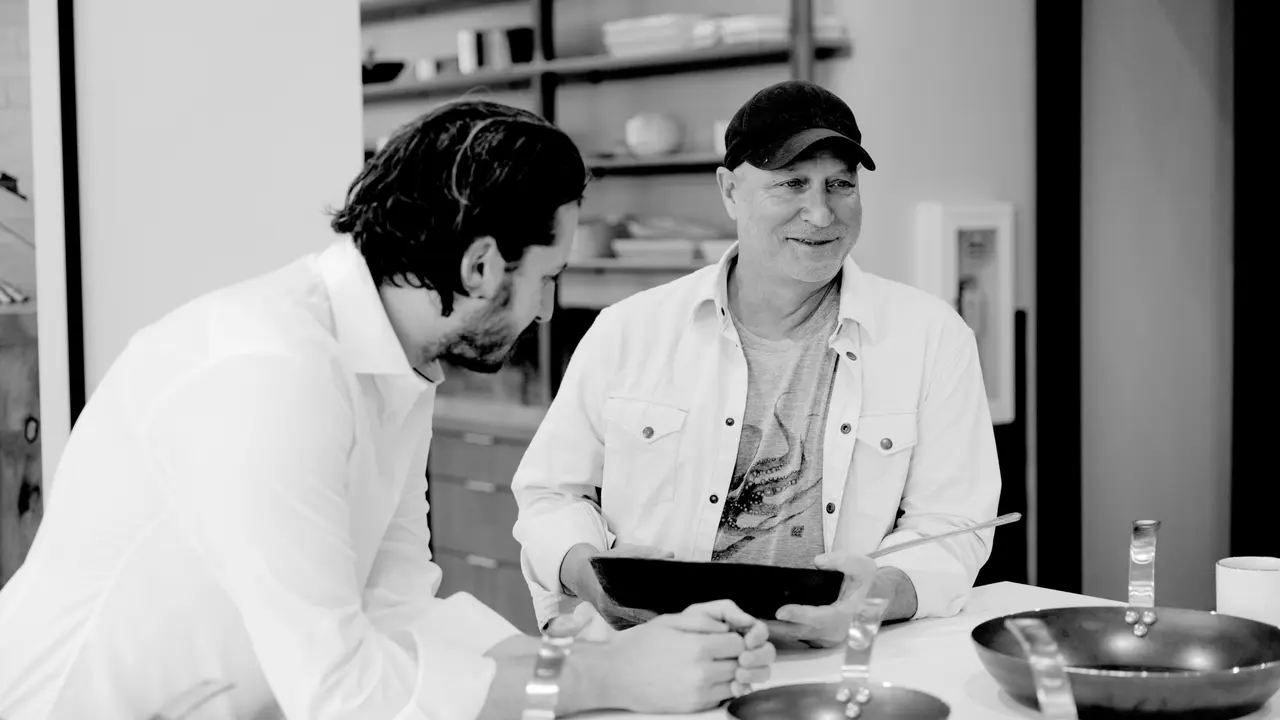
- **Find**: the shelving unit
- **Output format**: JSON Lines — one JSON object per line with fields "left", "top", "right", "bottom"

{"left": 360, "top": 0, "right": 848, "bottom": 633}
{"left": 585, "top": 151, "right": 724, "bottom": 177}
{"left": 363, "top": 40, "right": 850, "bottom": 104}
{"left": 360, "top": 0, "right": 522, "bottom": 24}
{"left": 561, "top": 258, "right": 712, "bottom": 310}
{"left": 364, "top": 146, "right": 725, "bottom": 177}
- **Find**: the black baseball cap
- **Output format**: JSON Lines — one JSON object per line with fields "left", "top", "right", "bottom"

{"left": 723, "top": 80, "right": 876, "bottom": 172}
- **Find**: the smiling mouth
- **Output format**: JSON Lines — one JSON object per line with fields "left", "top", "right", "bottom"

{"left": 787, "top": 236, "right": 837, "bottom": 246}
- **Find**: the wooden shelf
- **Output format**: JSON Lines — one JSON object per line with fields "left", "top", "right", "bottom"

{"left": 363, "top": 40, "right": 852, "bottom": 104}
{"left": 588, "top": 152, "right": 723, "bottom": 177}
{"left": 363, "top": 65, "right": 538, "bottom": 102}
{"left": 360, "top": 0, "right": 522, "bottom": 24}
{"left": 550, "top": 40, "right": 849, "bottom": 83}
{"left": 363, "top": 148, "right": 723, "bottom": 177}
{"left": 559, "top": 258, "right": 712, "bottom": 309}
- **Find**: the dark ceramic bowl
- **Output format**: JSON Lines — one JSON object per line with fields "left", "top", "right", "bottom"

{"left": 362, "top": 61, "right": 404, "bottom": 85}
{"left": 590, "top": 557, "right": 843, "bottom": 619}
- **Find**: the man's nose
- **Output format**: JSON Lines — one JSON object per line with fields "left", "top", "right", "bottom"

{"left": 802, "top": 187, "right": 835, "bottom": 227}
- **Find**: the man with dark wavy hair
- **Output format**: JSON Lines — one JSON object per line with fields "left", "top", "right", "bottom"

{"left": 0, "top": 100, "right": 773, "bottom": 720}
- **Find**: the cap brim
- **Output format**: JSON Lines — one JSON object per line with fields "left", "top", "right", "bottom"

{"left": 748, "top": 127, "right": 876, "bottom": 172}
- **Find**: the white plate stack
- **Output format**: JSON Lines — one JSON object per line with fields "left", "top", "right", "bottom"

{"left": 601, "top": 14, "right": 718, "bottom": 57}
{"left": 716, "top": 15, "right": 847, "bottom": 45}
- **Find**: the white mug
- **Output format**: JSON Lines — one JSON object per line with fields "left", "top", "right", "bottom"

{"left": 1216, "top": 556, "right": 1280, "bottom": 628}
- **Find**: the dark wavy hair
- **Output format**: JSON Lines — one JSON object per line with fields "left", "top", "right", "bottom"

{"left": 330, "top": 99, "right": 589, "bottom": 315}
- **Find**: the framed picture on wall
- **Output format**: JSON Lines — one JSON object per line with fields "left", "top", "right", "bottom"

{"left": 913, "top": 202, "right": 1016, "bottom": 425}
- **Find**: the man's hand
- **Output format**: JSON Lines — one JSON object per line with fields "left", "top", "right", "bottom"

{"left": 481, "top": 600, "right": 776, "bottom": 719}
{"left": 596, "top": 600, "right": 777, "bottom": 713}
{"left": 560, "top": 542, "right": 674, "bottom": 629}
{"left": 768, "top": 554, "right": 916, "bottom": 648}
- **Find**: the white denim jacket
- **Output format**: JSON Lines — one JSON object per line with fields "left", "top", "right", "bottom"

{"left": 512, "top": 245, "right": 1002, "bottom": 628}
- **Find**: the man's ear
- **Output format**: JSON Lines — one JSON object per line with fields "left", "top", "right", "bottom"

{"left": 459, "top": 236, "right": 504, "bottom": 299}
{"left": 716, "top": 167, "right": 741, "bottom": 221}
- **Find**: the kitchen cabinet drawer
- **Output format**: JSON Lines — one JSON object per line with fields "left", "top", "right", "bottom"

{"left": 435, "top": 549, "right": 538, "bottom": 635}
{"left": 428, "top": 432, "right": 528, "bottom": 487}
{"left": 429, "top": 475, "right": 521, "bottom": 565}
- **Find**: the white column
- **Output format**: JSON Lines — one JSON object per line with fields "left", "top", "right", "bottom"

{"left": 71, "top": 0, "right": 364, "bottom": 398}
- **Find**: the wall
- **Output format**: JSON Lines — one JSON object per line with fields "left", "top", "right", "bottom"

{"left": 1080, "top": 0, "right": 1233, "bottom": 610}
{"left": 73, "top": 0, "right": 366, "bottom": 396}
{"left": 28, "top": 0, "right": 72, "bottom": 497}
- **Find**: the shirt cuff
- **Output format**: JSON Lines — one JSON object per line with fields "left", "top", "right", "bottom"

{"left": 395, "top": 628, "right": 501, "bottom": 720}
{"left": 420, "top": 592, "right": 524, "bottom": 656}
{"left": 874, "top": 532, "right": 974, "bottom": 619}
{"left": 522, "top": 502, "right": 613, "bottom": 598}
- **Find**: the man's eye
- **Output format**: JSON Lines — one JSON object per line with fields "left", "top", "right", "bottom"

{"left": 782, "top": 179, "right": 806, "bottom": 189}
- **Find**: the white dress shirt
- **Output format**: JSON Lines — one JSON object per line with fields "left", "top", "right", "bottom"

{"left": 0, "top": 239, "right": 520, "bottom": 720}
{"left": 512, "top": 245, "right": 1002, "bottom": 628}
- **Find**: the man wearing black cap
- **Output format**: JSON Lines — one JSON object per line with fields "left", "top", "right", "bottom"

{"left": 513, "top": 81, "right": 1002, "bottom": 648}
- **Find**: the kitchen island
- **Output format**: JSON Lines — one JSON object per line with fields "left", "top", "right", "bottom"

{"left": 577, "top": 581, "right": 1279, "bottom": 720}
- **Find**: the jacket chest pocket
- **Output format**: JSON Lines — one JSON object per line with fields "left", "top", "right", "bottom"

{"left": 850, "top": 413, "right": 919, "bottom": 532}
{"left": 601, "top": 397, "right": 688, "bottom": 509}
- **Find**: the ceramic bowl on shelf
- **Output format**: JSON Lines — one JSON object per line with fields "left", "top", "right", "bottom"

{"left": 362, "top": 61, "right": 404, "bottom": 85}
{"left": 624, "top": 113, "right": 683, "bottom": 157}
{"left": 570, "top": 219, "right": 617, "bottom": 261}
{"left": 624, "top": 215, "right": 724, "bottom": 240}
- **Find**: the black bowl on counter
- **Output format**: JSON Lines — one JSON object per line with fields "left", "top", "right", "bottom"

{"left": 590, "top": 556, "right": 843, "bottom": 620}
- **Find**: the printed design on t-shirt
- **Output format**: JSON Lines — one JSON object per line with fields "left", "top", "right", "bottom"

{"left": 712, "top": 391, "right": 825, "bottom": 561}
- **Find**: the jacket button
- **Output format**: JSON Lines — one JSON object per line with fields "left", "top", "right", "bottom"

{"left": 710, "top": 494, "right": 719, "bottom": 504}
{"left": 846, "top": 351, "right": 857, "bottom": 361}
{"left": 826, "top": 502, "right": 836, "bottom": 514}
{"left": 642, "top": 426, "right": 654, "bottom": 439}
{"left": 725, "top": 417, "right": 735, "bottom": 426}
{"left": 840, "top": 423, "right": 851, "bottom": 434}
{"left": 880, "top": 437, "right": 893, "bottom": 450}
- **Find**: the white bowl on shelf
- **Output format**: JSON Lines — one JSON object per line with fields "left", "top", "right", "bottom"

{"left": 624, "top": 113, "right": 683, "bottom": 157}
{"left": 611, "top": 238, "right": 698, "bottom": 264}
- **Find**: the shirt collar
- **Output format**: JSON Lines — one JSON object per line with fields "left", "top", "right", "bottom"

{"left": 314, "top": 238, "right": 444, "bottom": 384}
{"left": 690, "top": 242, "right": 879, "bottom": 341}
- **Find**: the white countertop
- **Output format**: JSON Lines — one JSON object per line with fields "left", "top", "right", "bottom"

{"left": 579, "top": 581, "right": 1280, "bottom": 720}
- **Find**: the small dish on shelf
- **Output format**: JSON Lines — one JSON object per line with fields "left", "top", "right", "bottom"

{"left": 610, "top": 238, "right": 698, "bottom": 264}
{"left": 362, "top": 61, "right": 405, "bottom": 85}
{"left": 624, "top": 215, "right": 725, "bottom": 240}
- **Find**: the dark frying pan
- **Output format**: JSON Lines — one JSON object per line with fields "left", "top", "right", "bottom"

{"left": 728, "top": 596, "right": 951, "bottom": 719}
{"left": 972, "top": 520, "right": 1280, "bottom": 719}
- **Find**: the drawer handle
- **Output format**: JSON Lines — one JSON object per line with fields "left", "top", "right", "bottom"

{"left": 463, "top": 479, "right": 497, "bottom": 494}
{"left": 462, "top": 432, "right": 496, "bottom": 446}
{"left": 465, "top": 554, "right": 499, "bottom": 570}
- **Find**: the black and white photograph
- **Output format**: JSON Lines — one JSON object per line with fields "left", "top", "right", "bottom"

{"left": 0, "top": 1, "right": 1268, "bottom": 719}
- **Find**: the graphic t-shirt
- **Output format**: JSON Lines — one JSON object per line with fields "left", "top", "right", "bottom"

{"left": 712, "top": 283, "right": 840, "bottom": 567}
